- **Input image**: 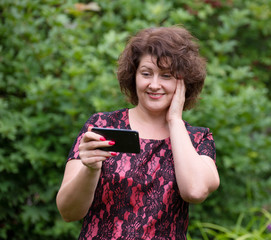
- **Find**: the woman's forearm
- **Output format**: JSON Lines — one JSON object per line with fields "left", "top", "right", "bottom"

{"left": 56, "top": 161, "right": 101, "bottom": 222}
{"left": 169, "top": 118, "right": 219, "bottom": 203}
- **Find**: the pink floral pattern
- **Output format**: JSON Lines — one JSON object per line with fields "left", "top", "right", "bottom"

{"left": 67, "top": 108, "right": 216, "bottom": 239}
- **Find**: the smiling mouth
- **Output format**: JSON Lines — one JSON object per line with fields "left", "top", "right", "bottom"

{"left": 147, "top": 92, "right": 165, "bottom": 99}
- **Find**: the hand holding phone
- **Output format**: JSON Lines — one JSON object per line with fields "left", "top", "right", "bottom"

{"left": 79, "top": 126, "right": 114, "bottom": 170}
{"left": 91, "top": 127, "right": 140, "bottom": 154}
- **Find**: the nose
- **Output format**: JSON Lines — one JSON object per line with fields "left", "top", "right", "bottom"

{"left": 148, "top": 75, "right": 161, "bottom": 90}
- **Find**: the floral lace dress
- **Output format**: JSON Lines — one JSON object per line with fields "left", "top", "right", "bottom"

{"left": 67, "top": 108, "right": 216, "bottom": 240}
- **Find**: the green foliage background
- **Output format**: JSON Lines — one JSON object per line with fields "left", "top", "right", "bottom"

{"left": 0, "top": 0, "right": 271, "bottom": 239}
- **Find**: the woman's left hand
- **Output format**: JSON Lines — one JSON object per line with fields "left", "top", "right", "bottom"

{"left": 166, "top": 79, "right": 186, "bottom": 122}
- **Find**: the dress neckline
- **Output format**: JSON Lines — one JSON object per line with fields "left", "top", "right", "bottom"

{"left": 124, "top": 108, "right": 170, "bottom": 142}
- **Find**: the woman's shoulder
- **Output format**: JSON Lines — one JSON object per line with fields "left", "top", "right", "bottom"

{"left": 183, "top": 120, "right": 212, "bottom": 135}
{"left": 183, "top": 120, "right": 215, "bottom": 147}
{"left": 89, "top": 108, "right": 129, "bottom": 128}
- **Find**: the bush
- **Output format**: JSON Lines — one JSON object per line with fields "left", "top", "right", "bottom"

{"left": 0, "top": 0, "right": 270, "bottom": 238}
{"left": 187, "top": 208, "right": 271, "bottom": 240}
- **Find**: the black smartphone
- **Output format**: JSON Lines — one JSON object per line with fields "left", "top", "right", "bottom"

{"left": 91, "top": 127, "right": 140, "bottom": 154}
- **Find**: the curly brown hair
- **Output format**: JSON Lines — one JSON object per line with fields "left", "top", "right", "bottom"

{"left": 117, "top": 26, "right": 206, "bottom": 110}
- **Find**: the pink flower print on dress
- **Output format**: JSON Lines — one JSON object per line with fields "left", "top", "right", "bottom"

{"left": 73, "top": 133, "right": 83, "bottom": 158}
{"left": 193, "top": 132, "right": 204, "bottom": 144}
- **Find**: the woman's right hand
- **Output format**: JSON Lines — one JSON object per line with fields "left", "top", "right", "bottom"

{"left": 79, "top": 126, "right": 115, "bottom": 170}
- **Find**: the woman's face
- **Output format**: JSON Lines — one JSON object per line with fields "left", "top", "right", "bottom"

{"left": 135, "top": 54, "right": 177, "bottom": 115}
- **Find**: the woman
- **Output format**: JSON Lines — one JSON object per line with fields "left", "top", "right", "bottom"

{"left": 56, "top": 26, "right": 220, "bottom": 239}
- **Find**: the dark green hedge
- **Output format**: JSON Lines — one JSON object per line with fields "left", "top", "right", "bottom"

{"left": 1, "top": 0, "right": 270, "bottom": 239}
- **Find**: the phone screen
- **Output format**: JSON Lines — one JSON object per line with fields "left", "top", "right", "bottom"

{"left": 91, "top": 127, "right": 140, "bottom": 154}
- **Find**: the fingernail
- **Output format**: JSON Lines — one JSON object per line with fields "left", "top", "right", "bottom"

{"left": 111, "top": 152, "right": 117, "bottom": 156}
{"left": 109, "top": 141, "right": 115, "bottom": 145}
{"left": 100, "top": 137, "right": 106, "bottom": 141}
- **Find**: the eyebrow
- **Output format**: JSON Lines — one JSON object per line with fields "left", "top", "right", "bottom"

{"left": 140, "top": 65, "right": 151, "bottom": 68}
{"left": 139, "top": 65, "right": 171, "bottom": 73}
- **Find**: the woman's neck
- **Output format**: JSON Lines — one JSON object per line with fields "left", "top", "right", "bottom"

{"left": 128, "top": 107, "right": 169, "bottom": 140}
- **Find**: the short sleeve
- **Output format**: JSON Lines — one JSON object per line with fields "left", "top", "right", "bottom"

{"left": 67, "top": 113, "right": 100, "bottom": 161}
{"left": 196, "top": 128, "right": 216, "bottom": 162}
{"left": 66, "top": 109, "right": 128, "bottom": 161}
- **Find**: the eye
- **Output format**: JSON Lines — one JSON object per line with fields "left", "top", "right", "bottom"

{"left": 162, "top": 73, "right": 172, "bottom": 79}
{"left": 141, "top": 71, "right": 151, "bottom": 77}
